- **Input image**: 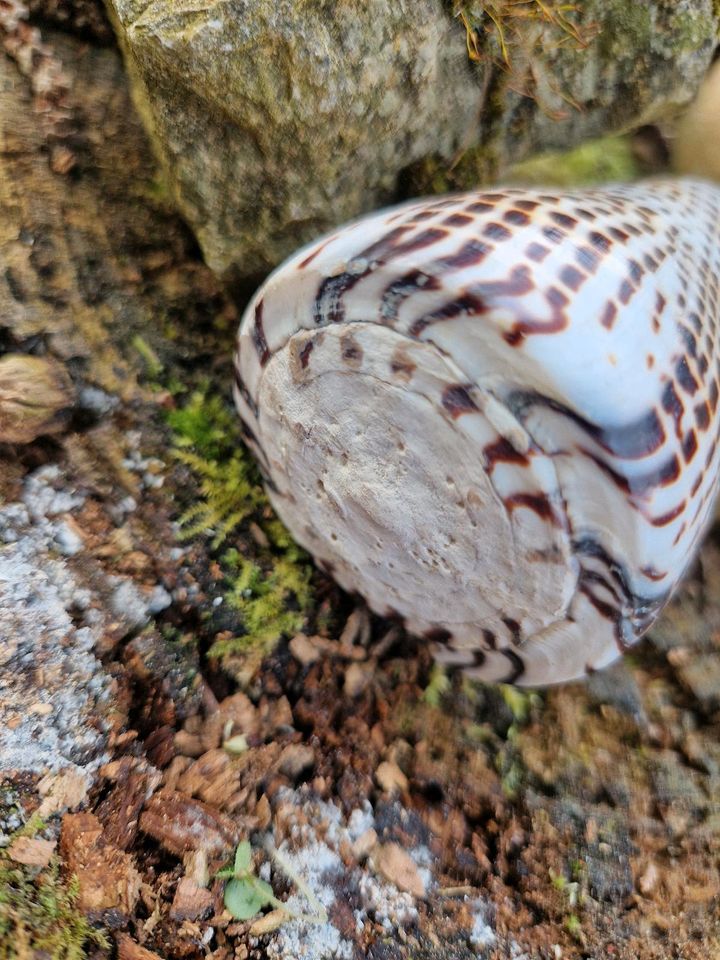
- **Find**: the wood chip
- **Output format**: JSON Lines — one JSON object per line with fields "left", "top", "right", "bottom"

{"left": 7, "top": 836, "right": 56, "bottom": 868}
{"left": 96, "top": 763, "right": 161, "bottom": 850}
{"left": 261, "top": 695, "right": 293, "bottom": 734}
{"left": 339, "top": 607, "right": 371, "bottom": 650}
{"left": 375, "top": 760, "right": 408, "bottom": 795}
{"left": 36, "top": 769, "right": 89, "bottom": 817}
{"left": 174, "top": 729, "right": 206, "bottom": 758}
{"left": 289, "top": 633, "right": 321, "bottom": 666}
{"left": 638, "top": 861, "right": 660, "bottom": 896}
{"left": 139, "top": 791, "right": 240, "bottom": 857}
{"left": 169, "top": 876, "right": 215, "bottom": 921}
{"left": 277, "top": 744, "right": 316, "bottom": 780}
{"left": 351, "top": 828, "right": 377, "bottom": 862}
{"left": 117, "top": 934, "right": 163, "bottom": 960}
{"left": 249, "top": 521, "right": 270, "bottom": 548}
{"left": 369, "top": 626, "right": 402, "bottom": 659}
{"left": 0, "top": 354, "right": 74, "bottom": 444}
{"left": 176, "top": 749, "right": 242, "bottom": 810}
{"left": 201, "top": 692, "right": 261, "bottom": 751}
{"left": 372, "top": 843, "right": 426, "bottom": 899}
{"left": 255, "top": 794, "right": 272, "bottom": 830}
{"left": 183, "top": 848, "right": 209, "bottom": 888}
{"left": 145, "top": 725, "right": 176, "bottom": 768}
{"left": 60, "top": 812, "right": 142, "bottom": 918}
{"left": 249, "top": 909, "right": 287, "bottom": 936}
{"left": 344, "top": 662, "right": 373, "bottom": 697}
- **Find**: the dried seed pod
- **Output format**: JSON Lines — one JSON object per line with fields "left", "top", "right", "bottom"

{"left": 0, "top": 353, "right": 75, "bottom": 444}
{"left": 234, "top": 179, "right": 720, "bottom": 685}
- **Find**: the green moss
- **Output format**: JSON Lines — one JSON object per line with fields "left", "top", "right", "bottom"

{"left": 168, "top": 389, "right": 265, "bottom": 546}
{"left": 565, "top": 913, "right": 583, "bottom": 940}
{"left": 506, "top": 135, "right": 638, "bottom": 187}
{"left": 590, "top": 0, "right": 716, "bottom": 62}
{"left": 399, "top": 145, "right": 498, "bottom": 197}
{"left": 0, "top": 825, "right": 108, "bottom": 960}
{"left": 499, "top": 685, "right": 541, "bottom": 725}
{"left": 591, "top": 2, "right": 651, "bottom": 60}
{"left": 670, "top": 9, "right": 717, "bottom": 49}
{"left": 167, "top": 388, "right": 240, "bottom": 462}
{"left": 211, "top": 541, "right": 313, "bottom": 659}
{"left": 549, "top": 860, "right": 587, "bottom": 939}
{"left": 131, "top": 334, "right": 163, "bottom": 379}
{"left": 167, "top": 385, "right": 314, "bottom": 660}
{"left": 422, "top": 664, "right": 451, "bottom": 707}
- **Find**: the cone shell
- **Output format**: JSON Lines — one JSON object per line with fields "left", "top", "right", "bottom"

{"left": 235, "top": 179, "right": 720, "bottom": 685}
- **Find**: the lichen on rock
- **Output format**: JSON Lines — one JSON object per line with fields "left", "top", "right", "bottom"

{"left": 0, "top": 464, "right": 155, "bottom": 778}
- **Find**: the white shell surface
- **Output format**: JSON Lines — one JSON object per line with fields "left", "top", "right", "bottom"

{"left": 235, "top": 179, "right": 720, "bottom": 685}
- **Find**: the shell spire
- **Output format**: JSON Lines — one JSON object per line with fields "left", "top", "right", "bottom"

{"left": 235, "top": 179, "right": 720, "bottom": 685}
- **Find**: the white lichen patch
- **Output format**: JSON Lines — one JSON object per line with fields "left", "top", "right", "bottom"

{"left": 469, "top": 898, "right": 497, "bottom": 949}
{"left": 0, "top": 466, "right": 120, "bottom": 775}
{"left": 255, "top": 788, "right": 499, "bottom": 959}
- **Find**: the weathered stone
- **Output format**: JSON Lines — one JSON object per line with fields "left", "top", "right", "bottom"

{"left": 7, "top": 836, "right": 56, "bottom": 868}
{"left": 106, "top": 0, "right": 479, "bottom": 282}
{"left": 107, "top": 0, "right": 717, "bottom": 283}
{"left": 371, "top": 842, "right": 427, "bottom": 899}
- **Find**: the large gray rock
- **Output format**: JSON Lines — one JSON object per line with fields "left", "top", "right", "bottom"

{"left": 107, "top": 0, "right": 718, "bottom": 283}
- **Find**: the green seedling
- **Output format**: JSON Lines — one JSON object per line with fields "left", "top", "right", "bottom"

{"left": 218, "top": 839, "right": 327, "bottom": 926}
{"left": 217, "top": 841, "right": 275, "bottom": 920}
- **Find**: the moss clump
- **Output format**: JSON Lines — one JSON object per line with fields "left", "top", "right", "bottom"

{"left": 506, "top": 135, "right": 638, "bottom": 187}
{"left": 167, "top": 386, "right": 314, "bottom": 660}
{"left": 167, "top": 388, "right": 266, "bottom": 546}
{"left": 398, "top": 145, "right": 499, "bottom": 198}
{"left": 0, "top": 827, "right": 108, "bottom": 960}
{"left": 211, "top": 536, "right": 313, "bottom": 659}
{"left": 550, "top": 860, "right": 587, "bottom": 943}
{"left": 422, "top": 664, "right": 452, "bottom": 707}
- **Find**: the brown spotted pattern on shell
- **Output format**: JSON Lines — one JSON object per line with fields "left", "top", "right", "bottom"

{"left": 234, "top": 179, "right": 720, "bottom": 685}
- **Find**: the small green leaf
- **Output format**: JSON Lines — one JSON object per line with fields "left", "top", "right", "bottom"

{"left": 250, "top": 877, "right": 274, "bottom": 901}
{"left": 224, "top": 877, "right": 273, "bottom": 920}
{"left": 234, "top": 841, "right": 253, "bottom": 875}
{"left": 215, "top": 866, "right": 236, "bottom": 880}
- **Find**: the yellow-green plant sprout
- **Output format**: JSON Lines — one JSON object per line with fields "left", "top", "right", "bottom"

{"left": 217, "top": 841, "right": 275, "bottom": 921}
{"left": 422, "top": 664, "right": 451, "bottom": 708}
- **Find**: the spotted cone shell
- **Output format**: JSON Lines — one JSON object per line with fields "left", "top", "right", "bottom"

{"left": 234, "top": 179, "right": 720, "bottom": 686}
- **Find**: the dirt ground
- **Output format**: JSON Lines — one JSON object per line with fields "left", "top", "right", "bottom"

{"left": 0, "top": 4, "right": 719, "bottom": 959}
